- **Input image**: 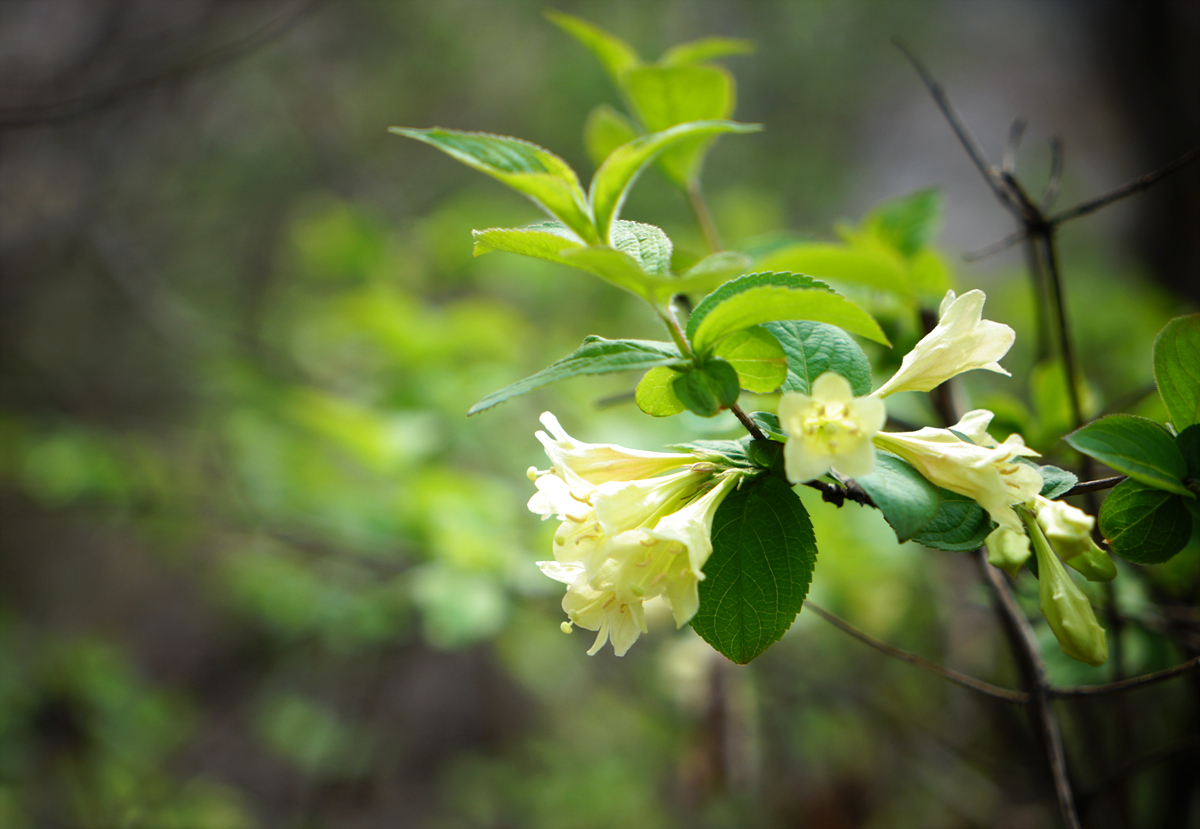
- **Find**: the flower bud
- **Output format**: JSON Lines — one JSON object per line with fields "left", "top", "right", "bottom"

{"left": 985, "top": 526, "right": 1030, "bottom": 579}
{"left": 1035, "top": 497, "right": 1117, "bottom": 582}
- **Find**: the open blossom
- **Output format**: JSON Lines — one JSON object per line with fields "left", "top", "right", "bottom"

{"left": 873, "top": 289, "right": 1016, "bottom": 398}
{"left": 873, "top": 409, "right": 1042, "bottom": 534}
{"left": 778, "top": 372, "right": 886, "bottom": 483}
{"left": 528, "top": 412, "right": 740, "bottom": 656}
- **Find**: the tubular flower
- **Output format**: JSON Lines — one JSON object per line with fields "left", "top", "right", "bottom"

{"left": 872, "top": 409, "right": 1042, "bottom": 534}
{"left": 1035, "top": 496, "right": 1117, "bottom": 582}
{"left": 528, "top": 413, "right": 742, "bottom": 656}
{"left": 985, "top": 526, "right": 1031, "bottom": 579}
{"left": 1020, "top": 507, "right": 1108, "bottom": 666}
{"left": 778, "top": 372, "right": 886, "bottom": 483}
{"left": 873, "top": 289, "right": 1016, "bottom": 398}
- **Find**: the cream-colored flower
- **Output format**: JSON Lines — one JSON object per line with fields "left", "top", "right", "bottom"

{"left": 873, "top": 410, "right": 1042, "bottom": 534}
{"left": 778, "top": 372, "right": 886, "bottom": 483}
{"left": 537, "top": 560, "right": 647, "bottom": 656}
{"left": 535, "top": 412, "right": 695, "bottom": 487}
{"left": 874, "top": 290, "right": 1015, "bottom": 398}
{"left": 1035, "top": 496, "right": 1117, "bottom": 582}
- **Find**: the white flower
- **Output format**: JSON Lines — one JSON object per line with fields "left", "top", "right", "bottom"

{"left": 778, "top": 372, "right": 886, "bottom": 483}
{"left": 872, "top": 409, "right": 1042, "bottom": 534}
{"left": 535, "top": 412, "right": 696, "bottom": 487}
{"left": 874, "top": 290, "right": 1015, "bottom": 398}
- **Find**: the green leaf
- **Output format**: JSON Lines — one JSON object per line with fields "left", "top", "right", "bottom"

{"left": 862, "top": 188, "right": 943, "bottom": 259}
{"left": 468, "top": 336, "right": 685, "bottom": 415}
{"left": 608, "top": 220, "right": 673, "bottom": 275}
{"left": 908, "top": 248, "right": 952, "bottom": 298}
{"left": 390, "top": 128, "right": 597, "bottom": 244}
{"left": 590, "top": 120, "right": 761, "bottom": 241}
{"left": 1178, "top": 424, "right": 1200, "bottom": 478}
{"left": 711, "top": 326, "right": 787, "bottom": 393}
{"left": 1153, "top": 314, "right": 1200, "bottom": 430}
{"left": 910, "top": 492, "right": 995, "bottom": 552}
{"left": 1099, "top": 478, "right": 1193, "bottom": 565}
{"left": 636, "top": 366, "right": 686, "bottom": 417}
{"left": 764, "top": 320, "right": 873, "bottom": 396}
{"left": 546, "top": 10, "right": 640, "bottom": 81}
{"left": 1065, "top": 415, "right": 1192, "bottom": 498}
{"left": 688, "top": 272, "right": 889, "bottom": 353}
{"left": 673, "top": 251, "right": 751, "bottom": 295}
{"left": 1036, "top": 464, "right": 1078, "bottom": 499}
{"left": 623, "top": 65, "right": 736, "bottom": 186}
{"left": 748, "top": 412, "right": 787, "bottom": 442}
{"left": 558, "top": 246, "right": 659, "bottom": 298}
{"left": 853, "top": 450, "right": 941, "bottom": 543}
{"left": 755, "top": 243, "right": 909, "bottom": 295}
{"left": 672, "top": 438, "right": 755, "bottom": 468}
{"left": 472, "top": 222, "right": 583, "bottom": 265}
{"left": 583, "top": 104, "right": 639, "bottom": 168}
{"left": 692, "top": 475, "right": 817, "bottom": 663}
{"left": 659, "top": 37, "right": 755, "bottom": 66}
{"left": 673, "top": 358, "right": 740, "bottom": 417}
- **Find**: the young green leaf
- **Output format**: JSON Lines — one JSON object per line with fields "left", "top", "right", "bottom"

{"left": 1065, "top": 415, "right": 1193, "bottom": 498}
{"left": 545, "top": 10, "right": 640, "bottom": 81}
{"left": 673, "top": 438, "right": 755, "bottom": 468}
{"left": 764, "top": 320, "right": 873, "bottom": 396}
{"left": 608, "top": 220, "right": 673, "bottom": 275}
{"left": 583, "top": 104, "right": 639, "bottom": 168}
{"left": 390, "top": 128, "right": 598, "bottom": 244}
{"left": 672, "top": 251, "right": 751, "bottom": 296}
{"left": 853, "top": 450, "right": 941, "bottom": 542}
{"left": 1153, "top": 314, "right": 1200, "bottom": 431}
{"left": 691, "top": 475, "right": 817, "bottom": 664}
{"left": 468, "top": 336, "right": 685, "bottom": 415}
{"left": 673, "top": 358, "right": 740, "bottom": 417}
{"left": 590, "top": 120, "right": 761, "bottom": 241}
{"left": 635, "top": 366, "right": 686, "bottom": 417}
{"left": 688, "top": 272, "right": 889, "bottom": 353}
{"left": 472, "top": 222, "right": 583, "bottom": 265}
{"left": 711, "top": 326, "right": 787, "bottom": 393}
{"left": 861, "top": 188, "right": 943, "bottom": 260}
{"left": 558, "top": 246, "right": 659, "bottom": 298}
{"left": 1099, "top": 478, "right": 1193, "bottom": 565}
{"left": 909, "top": 492, "right": 995, "bottom": 552}
{"left": 756, "top": 243, "right": 909, "bottom": 295}
{"left": 907, "top": 248, "right": 952, "bottom": 298}
{"left": 659, "top": 37, "right": 755, "bottom": 66}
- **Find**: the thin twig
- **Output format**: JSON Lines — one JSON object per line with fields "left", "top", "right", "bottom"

{"left": 1062, "top": 475, "right": 1125, "bottom": 497}
{"left": 1050, "top": 657, "right": 1200, "bottom": 698}
{"left": 1049, "top": 145, "right": 1200, "bottom": 226}
{"left": 729, "top": 403, "right": 768, "bottom": 443}
{"left": 1003, "top": 117, "right": 1027, "bottom": 174}
{"left": 1041, "top": 136, "right": 1065, "bottom": 211}
{"left": 806, "top": 602, "right": 1030, "bottom": 705}
{"left": 1038, "top": 234, "right": 1084, "bottom": 427}
{"left": 962, "top": 229, "right": 1027, "bottom": 262}
{"left": 687, "top": 180, "right": 722, "bottom": 254}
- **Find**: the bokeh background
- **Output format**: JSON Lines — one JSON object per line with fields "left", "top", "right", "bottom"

{"left": 2, "top": 2, "right": 1198, "bottom": 827}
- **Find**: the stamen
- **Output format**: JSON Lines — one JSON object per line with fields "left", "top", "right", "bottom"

{"left": 560, "top": 621, "right": 573, "bottom": 634}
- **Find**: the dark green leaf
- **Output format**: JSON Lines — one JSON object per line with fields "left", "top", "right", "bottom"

{"left": 1065, "top": 415, "right": 1192, "bottom": 498}
{"left": 1177, "top": 425, "right": 1200, "bottom": 478}
{"left": 764, "top": 320, "right": 873, "bottom": 396}
{"left": 1099, "top": 478, "right": 1193, "bottom": 565}
{"left": 1154, "top": 314, "right": 1200, "bottom": 430}
{"left": 468, "top": 337, "right": 684, "bottom": 415}
{"left": 748, "top": 412, "right": 787, "bottom": 442}
{"left": 673, "top": 358, "right": 740, "bottom": 417}
{"left": 853, "top": 450, "right": 940, "bottom": 543}
{"left": 691, "top": 475, "right": 817, "bottom": 664}
{"left": 672, "top": 438, "right": 754, "bottom": 468}
{"left": 910, "top": 492, "right": 995, "bottom": 552}
{"left": 862, "top": 188, "right": 943, "bottom": 259}
{"left": 1036, "top": 464, "right": 1078, "bottom": 499}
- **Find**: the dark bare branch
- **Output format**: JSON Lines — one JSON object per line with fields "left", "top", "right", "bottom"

{"left": 1041, "top": 136, "right": 1065, "bottom": 210}
{"left": 1062, "top": 476, "right": 1126, "bottom": 497}
{"left": 1050, "top": 657, "right": 1200, "bottom": 698}
{"left": 1049, "top": 145, "right": 1200, "bottom": 226}
{"left": 963, "top": 229, "right": 1027, "bottom": 262}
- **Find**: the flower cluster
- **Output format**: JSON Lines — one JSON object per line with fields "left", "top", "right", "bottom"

{"left": 528, "top": 413, "right": 741, "bottom": 656}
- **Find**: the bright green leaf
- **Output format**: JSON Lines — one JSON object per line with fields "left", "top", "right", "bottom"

{"left": 1099, "top": 478, "right": 1193, "bottom": 565}
{"left": 1065, "top": 415, "right": 1193, "bottom": 498}
{"left": 608, "top": 220, "right": 673, "bottom": 275}
{"left": 583, "top": 104, "right": 639, "bottom": 168}
{"left": 545, "top": 10, "right": 640, "bottom": 81}
{"left": 711, "top": 326, "right": 787, "bottom": 393}
{"left": 853, "top": 450, "right": 941, "bottom": 542}
{"left": 559, "top": 245, "right": 658, "bottom": 298}
{"left": 659, "top": 37, "right": 755, "bottom": 66}
{"left": 691, "top": 475, "right": 817, "bottom": 664}
{"left": 862, "top": 188, "right": 943, "bottom": 259}
{"left": 688, "top": 272, "right": 889, "bottom": 353}
{"left": 755, "top": 243, "right": 909, "bottom": 295}
{"left": 468, "top": 336, "right": 685, "bottom": 415}
{"left": 590, "top": 120, "right": 761, "bottom": 241}
{"left": 908, "top": 247, "right": 952, "bottom": 298}
{"left": 472, "top": 222, "right": 583, "bottom": 265}
{"left": 1153, "top": 314, "right": 1200, "bottom": 430}
{"left": 390, "top": 127, "right": 597, "bottom": 244}
{"left": 636, "top": 366, "right": 686, "bottom": 417}
{"left": 764, "top": 320, "right": 873, "bottom": 396}
{"left": 673, "top": 358, "right": 740, "bottom": 417}
{"left": 672, "top": 251, "right": 751, "bottom": 296}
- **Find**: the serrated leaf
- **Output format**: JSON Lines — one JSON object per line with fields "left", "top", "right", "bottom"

{"left": 862, "top": 188, "right": 943, "bottom": 259}
{"left": 546, "top": 10, "right": 640, "bottom": 81}
{"left": 1065, "top": 415, "right": 1192, "bottom": 498}
{"left": 764, "top": 320, "right": 872, "bottom": 396}
{"left": 691, "top": 475, "right": 817, "bottom": 664}
{"left": 590, "top": 120, "right": 761, "bottom": 241}
{"left": 688, "top": 272, "right": 889, "bottom": 353}
{"left": 1099, "top": 478, "right": 1193, "bottom": 565}
{"left": 1036, "top": 464, "right": 1078, "bottom": 499}
{"left": 636, "top": 366, "right": 686, "bottom": 417}
{"left": 659, "top": 37, "right": 755, "bottom": 66}
{"left": 910, "top": 492, "right": 995, "bottom": 552}
{"left": 672, "top": 438, "right": 754, "bottom": 468}
{"left": 623, "top": 65, "right": 736, "bottom": 186}
{"left": 853, "top": 450, "right": 941, "bottom": 542}
{"left": 673, "top": 358, "right": 740, "bottom": 417}
{"left": 583, "top": 104, "right": 639, "bottom": 168}
{"left": 558, "top": 246, "right": 658, "bottom": 298}
{"left": 390, "top": 128, "right": 597, "bottom": 244}
{"left": 472, "top": 223, "right": 583, "bottom": 265}
{"left": 756, "top": 243, "right": 909, "bottom": 295}
{"left": 609, "top": 220, "right": 673, "bottom": 275}
{"left": 468, "top": 336, "right": 684, "bottom": 415}
{"left": 1154, "top": 314, "right": 1200, "bottom": 430}
{"left": 711, "top": 326, "right": 787, "bottom": 393}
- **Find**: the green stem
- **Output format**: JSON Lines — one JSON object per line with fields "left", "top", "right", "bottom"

{"left": 687, "top": 179, "right": 722, "bottom": 254}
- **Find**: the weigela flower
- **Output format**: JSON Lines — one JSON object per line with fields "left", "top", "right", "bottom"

{"left": 1035, "top": 496, "right": 1117, "bottom": 582}
{"left": 872, "top": 409, "right": 1042, "bottom": 534}
{"left": 528, "top": 413, "right": 741, "bottom": 656}
{"left": 778, "top": 372, "right": 886, "bottom": 483}
{"left": 874, "top": 289, "right": 1016, "bottom": 398}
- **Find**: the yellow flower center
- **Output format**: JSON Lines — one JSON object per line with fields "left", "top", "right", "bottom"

{"left": 802, "top": 401, "right": 863, "bottom": 451}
